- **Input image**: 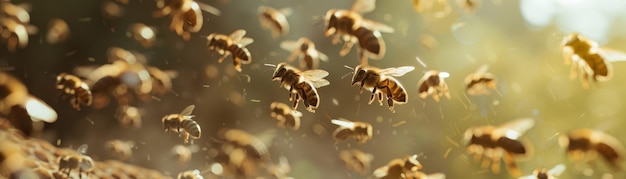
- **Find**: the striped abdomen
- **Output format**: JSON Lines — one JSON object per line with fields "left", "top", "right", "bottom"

{"left": 378, "top": 78, "right": 407, "bottom": 103}
{"left": 181, "top": 119, "right": 201, "bottom": 139}
{"left": 586, "top": 53, "right": 611, "bottom": 81}
{"left": 296, "top": 81, "right": 320, "bottom": 111}
{"left": 354, "top": 27, "right": 384, "bottom": 58}
{"left": 228, "top": 44, "right": 251, "bottom": 63}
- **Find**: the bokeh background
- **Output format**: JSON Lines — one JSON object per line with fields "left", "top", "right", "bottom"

{"left": 4, "top": 0, "right": 626, "bottom": 178}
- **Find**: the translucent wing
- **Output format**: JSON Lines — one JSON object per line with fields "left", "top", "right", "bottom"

{"left": 238, "top": 37, "right": 254, "bottom": 47}
{"left": 77, "top": 144, "right": 89, "bottom": 155}
{"left": 21, "top": 95, "right": 57, "bottom": 123}
{"left": 475, "top": 64, "right": 489, "bottom": 74}
{"left": 73, "top": 65, "right": 99, "bottom": 78}
{"left": 229, "top": 29, "right": 247, "bottom": 43}
{"left": 86, "top": 61, "right": 127, "bottom": 82}
{"left": 426, "top": 173, "right": 446, "bottom": 179}
{"left": 300, "top": 69, "right": 330, "bottom": 88}
{"left": 280, "top": 40, "right": 299, "bottom": 52}
{"left": 372, "top": 166, "right": 389, "bottom": 178}
{"left": 379, "top": 66, "right": 415, "bottom": 77}
{"left": 599, "top": 48, "right": 626, "bottom": 63}
{"left": 331, "top": 118, "right": 355, "bottom": 129}
{"left": 317, "top": 50, "right": 329, "bottom": 62}
{"left": 362, "top": 19, "right": 395, "bottom": 33}
{"left": 351, "top": 0, "right": 376, "bottom": 14}
{"left": 278, "top": 7, "right": 293, "bottom": 16}
{"left": 197, "top": 2, "right": 221, "bottom": 16}
{"left": 180, "top": 105, "right": 195, "bottom": 116}
{"left": 548, "top": 164, "right": 566, "bottom": 176}
{"left": 495, "top": 118, "right": 535, "bottom": 140}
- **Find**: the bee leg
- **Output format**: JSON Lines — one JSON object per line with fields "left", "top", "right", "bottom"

{"left": 480, "top": 155, "right": 491, "bottom": 169}
{"left": 378, "top": 92, "right": 384, "bottom": 106}
{"left": 504, "top": 153, "right": 521, "bottom": 177}
{"left": 71, "top": 97, "right": 81, "bottom": 111}
{"left": 287, "top": 51, "right": 298, "bottom": 62}
{"left": 385, "top": 87, "right": 395, "bottom": 112}
{"left": 184, "top": 132, "right": 190, "bottom": 144}
{"left": 292, "top": 94, "right": 300, "bottom": 109}
{"left": 581, "top": 70, "right": 590, "bottom": 89}
{"left": 331, "top": 34, "right": 341, "bottom": 44}
{"left": 569, "top": 59, "right": 579, "bottom": 80}
{"left": 431, "top": 92, "right": 441, "bottom": 102}
{"left": 233, "top": 58, "right": 242, "bottom": 72}
{"left": 491, "top": 156, "right": 501, "bottom": 174}
{"left": 339, "top": 41, "right": 354, "bottom": 57}
{"left": 368, "top": 93, "right": 375, "bottom": 104}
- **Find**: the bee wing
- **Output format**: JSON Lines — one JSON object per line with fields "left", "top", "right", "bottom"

{"left": 372, "top": 166, "right": 389, "bottom": 178}
{"left": 331, "top": 118, "right": 355, "bottom": 129}
{"left": 475, "top": 64, "right": 489, "bottom": 74}
{"left": 86, "top": 61, "right": 126, "bottom": 82}
{"left": 517, "top": 175, "right": 535, "bottom": 179}
{"left": 495, "top": 118, "right": 535, "bottom": 139}
{"left": 599, "top": 48, "right": 626, "bottom": 63}
{"left": 361, "top": 19, "right": 395, "bottom": 33}
{"left": 77, "top": 144, "right": 89, "bottom": 155}
{"left": 300, "top": 70, "right": 330, "bottom": 88}
{"left": 316, "top": 50, "right": 329, "bottom": 62}
{"left": 229, "top": 29, "right": 247, "bottom": 43}
{"left": 180, "top": 105, "right": 195, "bottom": 116}
{"left": 425, "top": 173, "right": 446, "bottom": 179}
{"left": 21, "top": 95, "right": 57, "bottom": 123}
{"left": 379, "top": 66, "right": 415, "bottom": 77}
{"left": 350, "top": 0, "right": 376, "bottom": 14}
{"left": 280, "top": 40, "right": 299, "bottom": 52}
{"left": 547, "top": 164, "right": 566, "bottom": 176}
{"left": 238, "top": 37, "right": 254, "bottom": 47}
{"left": 196, "top": 2, "right": 221, "bottom": 16}
{"left": 278, "top": 7, "right": 293, "bottom": 16}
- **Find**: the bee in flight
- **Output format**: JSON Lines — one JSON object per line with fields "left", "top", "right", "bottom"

{"left": 115, "top": 105, "right": 142, "bottom": 128}
{"left": 331, "top": 118, "right": 372, "bottom": 144}
{"left": 258, "top": 5, "right": 291, "bottom": 38}
{"left": 339, "top": 149, "right": 374, "bottom": 175}
{"left": 465, "top": 65, "right": 498, "bottom": 96}
{"left": 153, "top": 0, "right": 220, "bottom": 40}
{"left": 105, "top": 140, "right": 134, "bottom": 161}
{"left": 58, "top": 144, "right": 95, "bottom": 178}
{"left": 207, "top": 29, "right": 254, "bottom": 72}
{"left": 351, "top": 64, "right": 414, "bottom": 113}
{"left": 271, "top": 63, "right": 330, "bottom": 113}
{"left": 56, "top": 73, "right": 93, "bottom": 111}
{"left": 209, "top": 128, "right": 275, "bottom": 178}
{"left": 162, "top": 105, "right": 201, "bottom": 143}
{"left": 177, "top": 169, "right": 203, "bottom": 179}
{"left": 464, "top": 118, "right": 535, "bottom": 177}
{"left": 46, "top": 18, "right": 70, "bottom": 45}
{"left": 280, "top": 37, "right": 329, "bottom": 70}
{"left": 518, "top": 164, "right": 566, "bottom": 179}
{"left": 127, "top": 23, "right": 157, "bottom": 48}
{"left": 324, "top": 0, "right": 395, "bottom": 64}
{"left": 373, "top": 154, "right": 446, "bottom": 179}
{"left": 0, "top": 1, "right": 38, "bottom": 52}
{"left": 270, "top": 102, "right": 303, "bottom": 130}
{"left": 559, "top": 128, "right": 626, "bottom": 171}
{"left": 560, "top": 33, "right": 626, "bottom": 89}
{"left": 417, "top": 70, "right": 451, "bottom": 102}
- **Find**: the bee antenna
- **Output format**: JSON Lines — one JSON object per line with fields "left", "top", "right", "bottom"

{"left": 343, "top": 65, "right": 354, "bottom": 71}
{"left": 311, "top": 16, "right": 325, "bottom": 27}
{"left": 264, "top": 63, "right": 277, "bottom": 67}
{"left": 340, "top": 71, "right": 353, "bottom": 79}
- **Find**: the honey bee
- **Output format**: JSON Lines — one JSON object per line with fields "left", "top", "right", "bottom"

{"left": 46, "top": 18, "right": 69, "bottom": 44}
{"left": 162, "top": 105, "right": 201, "bottom": 143}
{"left": 464, "top": 118, "right": 535, "bottom": 177}
{"left": 104, "top": 140, "right": 134, "bottom": 161}
{"left": 258, "top": 6, "right": 291, "bottom": 38}
{"left": 558, "top": 128, "right": 626, "bottom": 171}
{"left": 560, "top": 33, "right": 626, "bottom": 89}
{"left": 210, "top": 128, "right": 275, "bottom": 178}
{"left": 115, "top": 105, "right": 142, "bottom": 128}
{"left": 171, "top": 144, "right": 198, "bottom": 164}
{"left": 339, "top": 149, "right": 374, "bottom": 175}
{"left": 207, "top": 29, "right": 254, "bottom": 72}
{"left": 351, "top": 64, "right": 414, "bottom": 113}
{"left": 177, "top": 169, "right": 203, "bottom": 179}
{"left": 56, "top": 73, "right": 93, "bottom": 111}
{"left": 519, "top": 164, "right": 566, "bottom": 179}
{"left": 153, "top": 0, "right": 220, "bottom": 40}
{"left": 128, "top": 23, "right": 157, "bottom": 48}
{"left": 417, "top": 70, "right": 451, "bottom": 102}
{"left": 147, "top": 66, "right": 177, "bottom": 96}
{"left": 0, "top": 2, "right": 38, "bottom": 52}
{"left": 465, "top": 65, "right": 497, "bottom": 96}
{"left": 58, "top": 144, "right": 95, "bottom": 178}
{"left": 280, "top": 37, "right": 329, "bottom": 70}
{"left": 373, "top": 154, "right": 432, "bottom": 179}
{"left": 324, "top": 0, "right": 395, "bottom": 63}
{"left": 270, "top": 102, "right": 303, "bottom": 130}
{"left": 271, "top": 63, "right": 330, "bottom": 113}
{"left": 331, "top": 118, "right": 372, "bottom": 144}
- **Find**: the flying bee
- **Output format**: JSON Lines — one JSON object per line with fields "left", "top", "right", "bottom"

{"left": 177, "top": 169, "right": 203, "bottom": 179}
{"left": 271, "top": 63, "right": 330, "bottom": 113}
{"left": 560, "top": 33, "right": 626, "bottom": 89}
{"left": 331, "top": 118, "right": 372, "bottom": 144}
{"left": 324, "top": 0, "right": 395, "bottom": 63}
{"left": 162, "top": 105, "right": 201, "bottom": 143}
{"left": 417, "top": 70, "right": 451, "bottom": 102}
{"left": 464, "top": 118, "right": 535, "bottom": 177}
{"left": 210, "top": 128, "right": 275, "bottom": 178}
{"left": 280, "top": 37, "right": 329, "bottom": 70}
{"left": 58, "top": 144, "right": 95, "bottom": 178}
{"left": 339, "top": 149, "right": 374, "bottom": 175}
{"left": 351, "top": 64, "right": 414, "bottom": 113}
{"left": 519, "top": 164, "right": 566, "bottom": 179}
{"left": 258, "top": 6, "right": 291, "bottom": 38}
{"left": 270, "top": 102, "right": 303, "bottom": 130}
{"left": 0, "top": 2, "right": 38, "bottom": 52}
{"left": 207, "top": 29, "right": 254, "bottom": 72}
{"left": 56, "top": 73, "right": 93, "bottom": 111}
{"left": 373, "top": 154, "right": 435, "bottom": 179}
{"left": 465, "top": 65, "right": 498, "bottom": 96}
{"left": 153, "top": 0, "right": 220, "bottom": 40}
{"left": 128, "top": 23, "right": 157, "bottom": 48}
{"left": 147, "top": 66, "right": 177, "bottom": 96}
{"left": 116, "top": 105, "right": 142, "bottom": 128}
{"left": 104, "top": 140, "right": 134, "bottom": 161}
{"left": 558, "top": 128, "right": 626, "bottom": 171}
{"left": 171, "top": 144, "right": 199, "bottom": 164}
{"left": 46, "top": 18, "right": 69, "bottom": 44}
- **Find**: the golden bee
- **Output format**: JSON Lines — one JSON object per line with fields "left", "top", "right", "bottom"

{"left": 417, "top": 70, "right": 451, "bottom": 102}
{"left": 519, "top": 164, "right": 566, "bottom": 179}
{"left": 339, "top": 149, "right": 374, "bottom": 175}
{"left": 271, "top": 63, "right": 330, "bottom": 113}
{"left": 373, "top": 154, "right": 446, "bottom": 179}
{"left": 560, "top": 33, "right": 626, "bottom": 89}
{"left": 177, "top": 169, "right": 203, "bottom": 179}
{"left": 56, "top": 73, "right": 93, "bottom": 111}
{"left": 115, "top": 105, "right": 142, "bottom": 128}
{"left": 324, "top": 0, "right": 395, "bottom": 63}
{"left": 331, "top": 118, "right": 372, "bottom": 144}
{"left": 163, "top": 105, "right": 201, "bottom": 143}
{"left": 104, "top": 140, "right": 134, "bottom": 161}
{"left": 465, "top": 65, "right": 497, "bottom": 96}
{"left": 0, "top": 1, "right": 38, "bottom": 52}
{"left": 207, "top": 29, "right": 254, "bottom": 72}
{"left": 559, "top": 128, "right": 626, "bottom": 171}
{"left": 58, "top": 144, "right": 95, "bottom": 178}
{"left": 270, "top": 102, "right": 303, "bottom": 130}
{"left": 147, "top": 66, "right": 177, "bottom": 96}
{"left": 153, "top": 0, "right": 220, "bottom": 40}
{"left": 280, "top": 37, "right": 329, "bottom": 70}
{"left": 128, "top": 23, "right": 157, "bottom": 48}
{"left": 209, "top": 128, "right": 275, "bottom": 178}
{"left": 351, "top": 64, "right": 414, "bottom": 113}
{"left": 464, "top": 118, "right": 535, "bottom": 177}
{"left": 171, "top": 144, "right": 197, "bottom": 164}
{"left": 258, "top": 6, "right": 291, "bottom": 38}
{"left": 46, "top": 18, "right": 69, "bottom": 44}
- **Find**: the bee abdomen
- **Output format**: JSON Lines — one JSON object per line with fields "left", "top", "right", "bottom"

{"left": 298, "top": 82, "right": 320, "bottom": 109}
{"left": 76, "top": 89, "right": 93, "bottom": 105}
{"left": 588, "top": 54, "right": 610, "bottom": 79}
{"left": 91, "top": 76, "right": 121, "bottom": 94}
{"left": 496, "top": 137, "right": 527, "bottom": 155}
{"left": 383, "top": 79, "right": 407, "bottom": 103}
{"left": 181, "top": 119, "right": 201, "bottom": 139}
{"left": 228, "top": 44, "right": 251, "bottom": 63}
{"left": 354, "top": 27, "right": 382, "bottom": 56}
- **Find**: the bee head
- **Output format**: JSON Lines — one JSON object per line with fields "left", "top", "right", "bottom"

{"left": 272, "top": 63, "right": 288, "bottom": 80}
{"left": 561, "top": 33, "right": 580, "bottom": 47}
{"left": 206, "top": 33, "right": 217, "bottom": 46}
{"left": 324, "top": 9, "right": 338, "bottom": 36}
{"left": 351, "top": 65, "right": 366, "bottom": 86}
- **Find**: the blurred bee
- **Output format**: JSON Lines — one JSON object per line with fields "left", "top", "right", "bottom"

{"left": 177, "top": 169, "right": 203, "bottom": 179}
{"left": 457, "top": 0, "right": 479, "bottom": 14}
{"left": 46, "top": 18, "right": 69, "bottom": 44}
{"left": 417, "top": 70, "right": 451, "bottom": 102}
{"left": 153, "top": 0, "right": 220, "bottom": 40}
{"left": 267, "top": 156, "right": 292, "bottom": 179}
{"left": 127, "top": 23, "right": 157, "bottom": 48}
{"left": 519, "top": 164, "right": 566, "bottom": 179}
{"left": 270, "top": 102, "right": 303, "bottom": 130}
{"left": 271, "top": 63, "right": 330, "bottom": 113}
{"left": 464, "top": 118, "right": 535, "bottom": 177}
{"left": 0, "top": 1, "right": 38, "bottom": 52}
{"left": 104, "top": 140, "right": 134, "bottom": 161}
{"left": 56, "top": 73, "right": 93, "bottom": 111}
{"left": 0, "top": 139, "right": 27, "bottom": 176}
{"left": 58, "top": 144, "right": 95, "bottom": 178}
{"left": 559, "top": 128, "right": 626, "bottom": 171}
{"left": 351, "top": 64, "right": 414, "bottom": 113}
{"left": 560, "top": 33, "right": 626, "bottom": 89}
{"left": 171, "top": 144, "right": 199, "bottom": 164}
{"left": 324, "top": 0, "right": 395, "bottom": 63}
{"left": 207, "top": 29, "right": 254, "bottom": 72}
{"left": 115, "top": 105, "right": 142, "bottom": 128}
{"left": 280, "top": 37, "right": 329, "bottom": 70}
{"left": 373, "top": 154, "right": 446, "bottom": 179}
{"left": 339, "top": 149, "right": 374, "bottom": 175}
{"left": 163, "top": 105, "right": 201, "bottom": 143}
{"left": 258, "top": 6, "right": 291, "bottom": 38}
{"left": 147, "top": 66, "right": 177, "bottom": 96}
{"left": 210, "top": 128, "right": 275, "bottom": 178}
{"left": 465, "top": 65, "right": 498, "bottom": 96}
{"left": 331, "top": 118, "right": 372, "bottom": 144}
